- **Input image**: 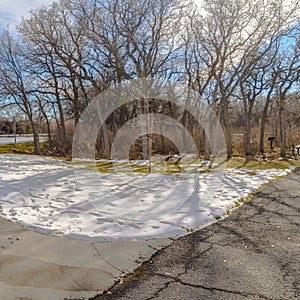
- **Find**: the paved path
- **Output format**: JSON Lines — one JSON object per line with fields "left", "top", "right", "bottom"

{"left": 0, "top": 218, "right": 172, "bottom": 300}
{"left": 94, "top": 170, "right": 300, "bottom": 300}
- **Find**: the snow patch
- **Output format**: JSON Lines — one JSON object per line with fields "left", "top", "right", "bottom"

{"left": 0, "top": 154, "right": 292, "bottom": 240}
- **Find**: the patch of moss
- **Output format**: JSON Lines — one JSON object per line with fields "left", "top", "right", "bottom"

{"left": 243, "top": 194, "right": 253, "bottom": 203}
{"left": 180, "top": 225, "right": 194, "bottom": 233}
{"left": 226, "top": 209, "right": 232, "bottom": 216}
{"left": 71, "top": 156, "right": 300, "bottom": 175}
{"left": 226, "top": 157, "right": 300, "bottom": 170}
{"left": 234, "top": 201, "right": 240, "bottom": 207}
{"left": 247, "top": 170, "right": 257, "bottom": 176}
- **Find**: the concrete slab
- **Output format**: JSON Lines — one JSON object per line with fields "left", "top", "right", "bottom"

{"left": 0, "top": 218, "right": 172, "bottom": 300}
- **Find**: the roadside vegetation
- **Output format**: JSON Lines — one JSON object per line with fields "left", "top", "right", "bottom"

{"left": 0, "top": 141, "right": 49, "bottom": 155}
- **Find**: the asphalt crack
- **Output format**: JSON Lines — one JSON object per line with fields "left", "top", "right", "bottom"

{"left": 174, "top": 278, "right": 273, "bottom": 300}
{"left": 145, "top": 279, "right": 174, "bottom": 300}
{"left": 154, "top": 273, "right": 273, "bottom": 300}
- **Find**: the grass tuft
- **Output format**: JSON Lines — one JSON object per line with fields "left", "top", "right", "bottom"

{"left": 0, "top": 142, "right": 48, "bottom": 155}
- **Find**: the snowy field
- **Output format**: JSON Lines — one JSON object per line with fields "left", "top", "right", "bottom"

{"left": 0, "top": 154, "right": 294, "bottom": 240}
{"left": 0, "top": 135, "right": 47, "bottom": 144}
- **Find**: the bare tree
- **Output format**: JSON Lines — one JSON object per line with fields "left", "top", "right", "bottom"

{"left": 2, "top": 0, "right": 299, "bottom": 159}
{"left": 259, "top": 25, "right": 300, "bottom": 157}
{"left": 0, "top": 29, "right": 41, "bottom": 154}
{"left": 19, "top": 1, "right": 91, "bottom": 126}
{"left": 185, "top": 0, "right": 300, "bottom": 159}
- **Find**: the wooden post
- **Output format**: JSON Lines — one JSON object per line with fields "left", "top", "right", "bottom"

{"left": 268, "top": 137, "right": 276, "bottom": 150}
{"left": 13, "top": 117, "right": 17, "bottom": 144}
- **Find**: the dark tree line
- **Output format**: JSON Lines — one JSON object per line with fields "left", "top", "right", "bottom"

{"left": 0, "top": 0, "right": 299, "bottom": 158}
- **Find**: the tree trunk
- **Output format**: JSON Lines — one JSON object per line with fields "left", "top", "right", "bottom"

{"left": 204, "top": 132, "right": 211, "bottom": 160}
{"left": 56, "top": 97, "right": 66, "bottom": 150}
{"left": 138, "top": 99, "right": 149, "bottom": 160}
{"left": 279, "top": 95, "right": 286, "bottom": 158}
{"left": 259, "top": 98, "right": 271, "bottom": 155}
{"left": 44, "top": 113, "right": 53, "bottom": 152}
{"left": 244, "top": 99, "right": 255, "bottom": 158}
{"left": 244, "top": 117, "right": 252, "bottom": 157}
{"left": 221, "top": 98, "right": 233, "bottom": 159}
{"left": 30, "top": 120, "right": 41, "bottom": 155}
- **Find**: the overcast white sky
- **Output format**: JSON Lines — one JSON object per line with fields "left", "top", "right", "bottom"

{"left": 0, "top": 0, "right": 55, "bottom": 32}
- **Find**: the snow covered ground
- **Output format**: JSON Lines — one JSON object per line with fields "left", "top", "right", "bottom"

{"left": 0, "top": 135, "right": 47, "bottom": 144}
{"left": 0, "top": 154, "right": 294, "bottom": 240}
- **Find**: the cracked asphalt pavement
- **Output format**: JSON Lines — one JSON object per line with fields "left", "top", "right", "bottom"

{"left": 93, "top": 169, "right": 300, "bottom": 300}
